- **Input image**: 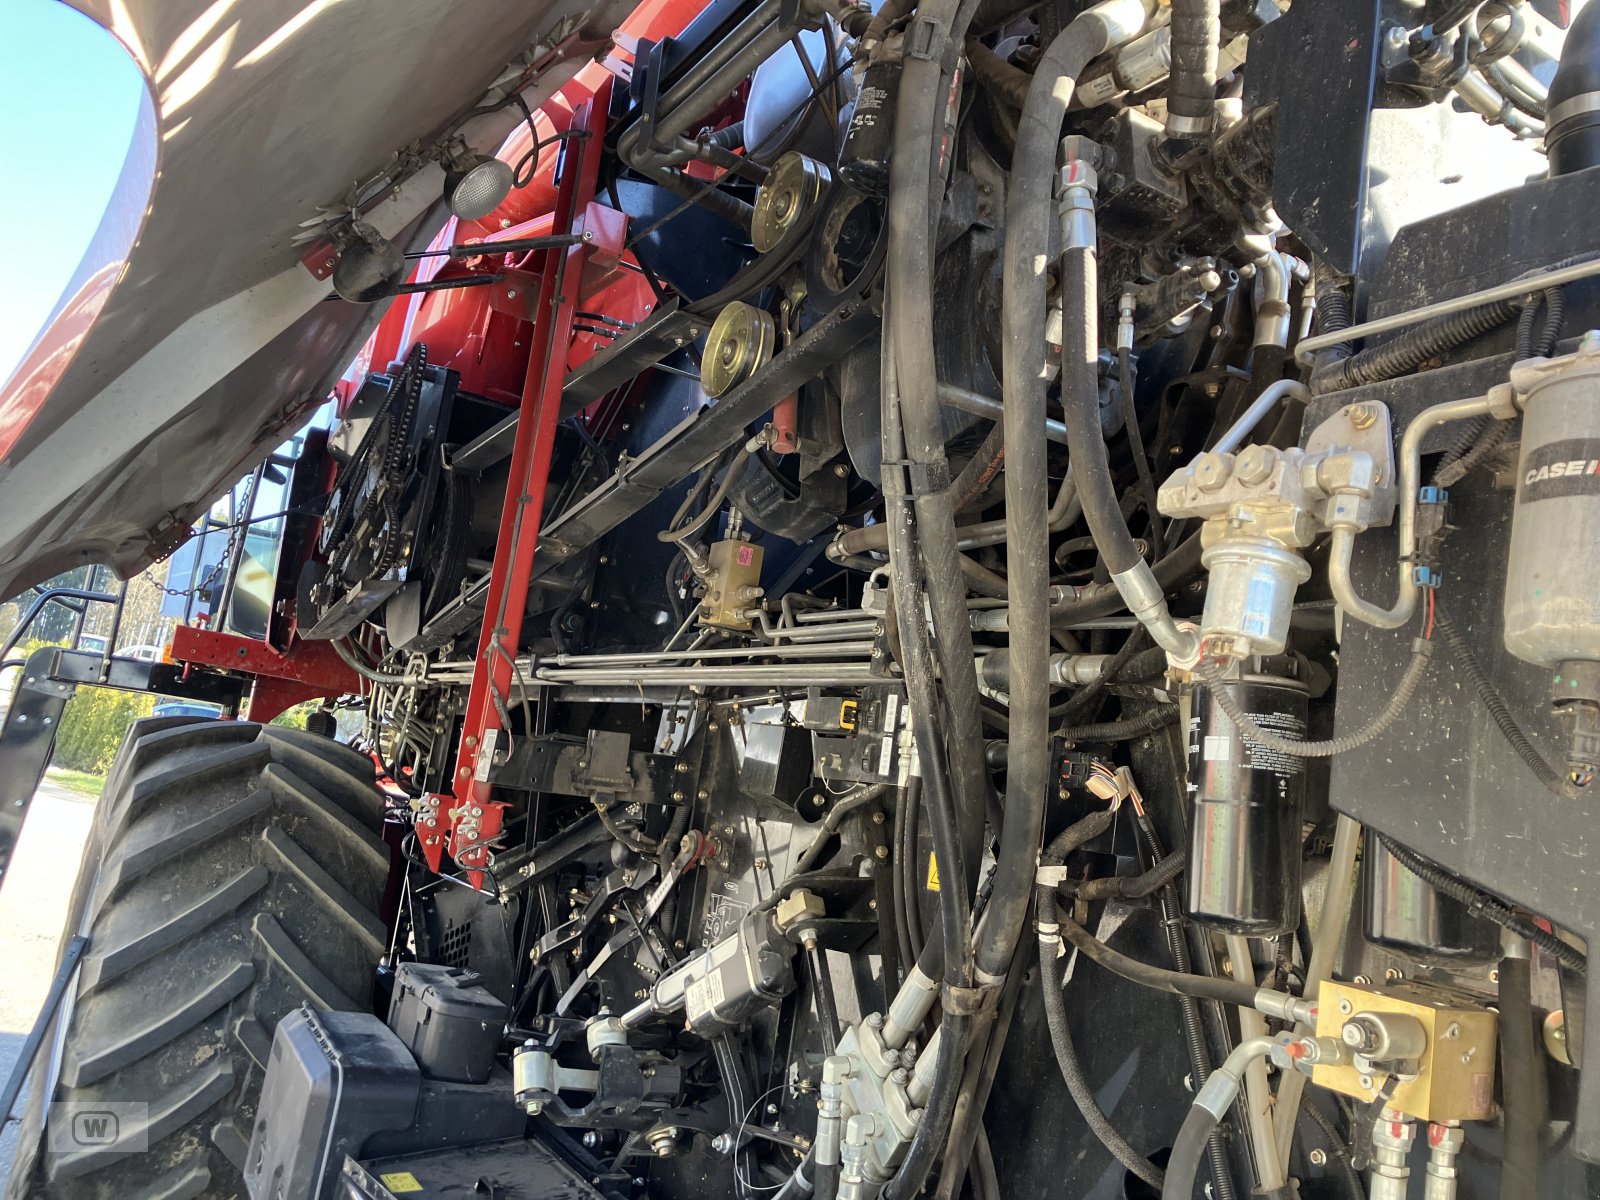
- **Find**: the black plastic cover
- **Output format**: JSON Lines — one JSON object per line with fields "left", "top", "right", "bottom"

{"left": 387, "top": 964, "right": 508, "bottom": 1084}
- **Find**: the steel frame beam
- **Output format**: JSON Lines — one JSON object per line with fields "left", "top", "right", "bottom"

{"left": 421, "top": 79, "right": 612, "bottom": 881}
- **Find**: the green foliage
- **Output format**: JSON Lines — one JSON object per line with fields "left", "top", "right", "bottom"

{"left": 52, "top": 687, "right": 156, "bottom": 775}
{"left": 271, "top": 701, "right": 316, "bottom": 730}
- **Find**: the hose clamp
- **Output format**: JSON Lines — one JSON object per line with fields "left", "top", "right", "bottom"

{"left": 1548, "top": 91, "right": 1600, "bottom": 129}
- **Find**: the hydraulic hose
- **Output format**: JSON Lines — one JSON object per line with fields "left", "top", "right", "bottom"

{"left": 1162, "top": 1038, "right": 1280, "bottom": 1200}
{"left": 1199, "top": 639, "right": 1433, "bottom": 757}
{"left": 1546, "top": 0, "right": 1600, "bottom": 176}
{"left": 1165, "top": 0, "right": 1220, "bottom": 144}
{"left": 1067, "top": 846, "right": 1186, "bottom": 900}
{"left": 1134, "top": 813, "right": 1236, "bottom": 1200}
{"left": 883, "top": 0, "right": 992, "bottom": 910}
{"left": 1037, "top": 889, "right": 1166, "bottom": 1189}
{"left": 993, "top": 0, "right": 1150, "bottom": 987}
{"left": 1499, "top": 948, "right": 1544, "bottom": 1200}
{"left": 881, "top": 325, "right": 976, "bottom": 1200}
{"left": 1053, "top": 909, "right": 1295, "bottom": 1013}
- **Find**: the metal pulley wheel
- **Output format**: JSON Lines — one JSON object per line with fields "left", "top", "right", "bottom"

{"left": 703, "top": 301, "right": 777, "bottom": 397}
{"left": 751, "top": 151, "right": 832, "bottom": 253}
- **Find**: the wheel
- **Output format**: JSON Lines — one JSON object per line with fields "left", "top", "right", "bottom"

{"left": 10, "top": 717, "right": 392, "bottom": 1200}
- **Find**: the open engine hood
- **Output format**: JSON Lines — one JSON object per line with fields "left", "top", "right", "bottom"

{"left": 0, "top": 0, "right": 634, "bottom": 599}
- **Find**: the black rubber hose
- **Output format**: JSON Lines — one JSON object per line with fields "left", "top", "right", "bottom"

{"left": 1038, "top": 888, "right": 1166, "bottom": 1189}
{"left": 1054, "top": 910, "right": 1270, "bottom": 1008}
{"left": 1311, "top": 298, "right": 1520, "bottom": 394}
{"left": 808, "top": 942, "right": 842, "bottom": 1055}
{"left": 774, "top": 1150, "right": 817, "bottom": 1200}
{"left": 1377, "top": 836, "right": 1586, "bottom": 974}
{"left": 1516, "top": 294, "right": 1543, "bottom": 360}
{"left": 952, "top": 420, "right": 1007, "bottom": 513}
{"left": 1118, "top": 347, "right": 1165, "bottom": 559}
{"left": 1164, "top": 1097, "right": 1222, "bottom": 1200}
{"left": 1499, "top": 953, "right": 1544, "bottom": 1200}
{"left": 812, "top": 1160, "right": 839, "bottom": 1200}
{"left": 1058, "top": 705, "right": 1178, "bottom": 744}
{"left": 1434, "top": 605, "right": 1567, "bottom": 797}
{"left": 1166, "top": 0, "right": 1220, "bottom": 142}
{"left": 1135, "top": 813, "right": 1236, "bottom": 1200}
{"left": 1048, "top": 531, "right": 1204, "bottom": 627}
{"left": 989, "top": 9, "right": 1121, "bottom": 985}
{"left": 1547, "top": 0, "right": 1600, "bottom": 177}
{"left": 1068, "top": 847, "right": 1187, "bottom": 901}
{"left": 885, "top": 0, "right": 990, "bottom": 896}
{"left": 1433, "top": 419, "right": 1511, "bottom": 488}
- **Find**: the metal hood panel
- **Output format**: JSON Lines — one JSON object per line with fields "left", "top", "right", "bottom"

{"left": 0, "top": 0, "right": 633, "bottom": 598}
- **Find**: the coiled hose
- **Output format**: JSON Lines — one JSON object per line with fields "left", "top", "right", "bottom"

{"left": 1058, "top": 705, "right": 1178, "bottom": 744}
{"left": 1311, "top": 296, "right": 1519, "bottom": 395}
{"left": 1377, "top": 836, "right": 1586, "bottom": 973}
{"left": 1200, "top": 639, "right": 1433, "bottom": 757}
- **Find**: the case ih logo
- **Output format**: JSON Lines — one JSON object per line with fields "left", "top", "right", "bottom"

{"left": 1519, "top": 438, "right": 1600, "bottom": 503}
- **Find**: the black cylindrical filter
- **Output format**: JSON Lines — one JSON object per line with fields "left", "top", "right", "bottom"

{"left": 1363, "top": 837, "right": 1502, "bottom": 965}
{"left": 1186, "top": 668, "right": 1307, "bottom": 935}
{"left": 838, "top": 55, "right": 901, "bottom": 196}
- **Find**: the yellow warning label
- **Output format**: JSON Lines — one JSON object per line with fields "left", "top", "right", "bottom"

{"left": 925, "top": 853, "right": 940, "bottom": 892}
{"left": 380, "top": 1172, "right": 424, "bottom": 1193}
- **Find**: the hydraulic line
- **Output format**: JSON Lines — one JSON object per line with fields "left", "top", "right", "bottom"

{"left": 881, "top": 322, "right": 976, "bottom": 1200}
{"left": 1164, "top": 0, "right": 1220, "bottom": 145}
{"left": 1272, "top": 813, "right": 1361, "bottom": 1162}
{"left": 1163, "top": 1038, "right": 1281, "bottom": 1200}
{"left": 885, "top": 0, "right": 991, "bottom": 897}
{"left": 1499, "top": 947, "right": 1544, "bottom": 1200}
{"left": 1134, "top": 812, "right": 1237, "bottom": 1200}
{"left": 992, "top": 0, "right": 1151, "bottom": 992}
{"left": 1037, "top": 889, "right": 1166, "bottom": 1189}
{"left": 1052, "top": 907, "right": 1307, "bottom": 1015}
{"left": 1310, "top": 297, "right": 1520, "bottom": 395}
{"left": 1298, "top": 1102, "right": 1365, "bottom": 1200}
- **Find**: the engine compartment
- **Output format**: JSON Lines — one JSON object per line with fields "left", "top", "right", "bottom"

{"left": 219, "top": 0, "right": 1600, "bottom": 1196}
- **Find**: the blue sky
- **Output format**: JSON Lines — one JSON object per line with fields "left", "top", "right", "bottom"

{"left": 0, "top": 0, "right": 146, "bottom": 382}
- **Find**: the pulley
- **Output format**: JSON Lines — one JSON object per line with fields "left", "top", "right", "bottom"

{"left": 703, "top": 301, "right": 776, "bottom": 397}
{"left": 751, "top": 152, "right": 831, "bottom": 254}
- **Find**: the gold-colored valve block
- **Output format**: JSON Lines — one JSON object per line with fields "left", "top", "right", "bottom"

{"left": 703, "top": 301, "right": 776, "bottom": 397}
{"left": 699, "top": 538, "right": 765, "bottom": 631}
{"left": 1312, "top": 979, "right": 1498, "bottom": 1123}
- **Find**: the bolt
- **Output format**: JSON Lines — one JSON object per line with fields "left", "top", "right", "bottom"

{"left": 872, "top": 811, "right": 886, "bottom": 825}
{"left": 874, "top": 845, "right": 890, "bottom": 861}
{"left": 525, "top": 1101, "right": 544, "bottom": 1116}
{"left": 1348, "top": 403, "right": 1378, "bottom": 431}
{"left": 1489, "top": 968, "right": 1501, "bottom": 983}
{"left": 676, "top": 762, "right": 690, "bottom": 773}
{"left": 1338, "top": 998, "right": 1353, "bottom": 1015}
{"left": 712, "top": 1133, "right": 735, "bottom": 1155}
{"left": 754, "top": 857, "right": 770, "bottom": 871}
{"left": 583, "top": 1131, "right": 601, "bottom": 1148}
{"left": 1384, "top": 967, "right": 1403, "bottom": 981}
{"left": 1309, "top": 1149, "right": 1328, "bottom": 1167}
{"left": 1443, "top": 1022, "right": 1461, "bottom": 1040}
{"left": 1353, "top": 975, "right": 1371, "bottom": 985}
{"left": 1193, "top": 451, "right": 1233, "bottom": 492}
{"left": 1234, "top": 443, "right": 1277, "bottom": 486}
{"left": 1359, "top": 1074, "right": 1374, "bottom": 1091}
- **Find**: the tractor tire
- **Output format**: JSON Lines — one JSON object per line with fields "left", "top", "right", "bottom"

{"left": 13, "top": 716, "right": 392, "bottom": 1200}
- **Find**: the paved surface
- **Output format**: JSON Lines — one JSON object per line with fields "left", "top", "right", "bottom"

{"left": 0, "top": 776, "right": 97, "bottom": 1191}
